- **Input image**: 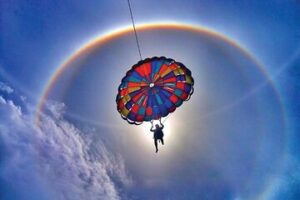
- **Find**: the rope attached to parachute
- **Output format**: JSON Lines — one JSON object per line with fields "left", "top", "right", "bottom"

{"left": 151, "top": 117, "right": 168, "bottom": 127}
{"left": 127, "top": 0, "right": 143, "bottom": 60}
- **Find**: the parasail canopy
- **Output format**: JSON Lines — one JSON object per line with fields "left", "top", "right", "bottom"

{"left": 116, "top": 57, "right": 194, "bottom": 124}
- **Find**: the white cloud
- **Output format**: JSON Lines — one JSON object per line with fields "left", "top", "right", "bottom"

{"left": 0, "top": 81, "right": 14, "bottom": 94}
{"left": 0, "top": 94, "right": 131, "bottom": 200}
{"left": 20, "top": 95, "right": 27, "bottom": 101}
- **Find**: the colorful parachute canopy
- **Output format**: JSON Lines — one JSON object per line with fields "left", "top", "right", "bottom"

{"left": 116, "top": 57, "right": 194, "bottom": 124}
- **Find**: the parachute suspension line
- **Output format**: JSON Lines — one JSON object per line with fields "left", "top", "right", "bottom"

{"left": 150, "top": 116, "right": 169, "bottom": 127}
{"left": 127, "top": 0, "right": 143, "bottom": 60}
{"left": 159, "top": 118, "right": 163, "bottom": 126}
{"left": 162, "top": 115, "right": 170, "bottom": 124}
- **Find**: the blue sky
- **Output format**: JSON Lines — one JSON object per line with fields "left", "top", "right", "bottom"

{"left": 1, "top": 0, "right": 300, "bottom": 199}
{"left": 1, "top": 0, "right": 299, "bottom": 96}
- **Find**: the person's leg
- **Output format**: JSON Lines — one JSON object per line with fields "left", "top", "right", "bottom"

{"left": 161, "top": 138, "right": 164, "bottom": 145}
{"left": 154, "top": 139, "right": 158, "bottom": 153}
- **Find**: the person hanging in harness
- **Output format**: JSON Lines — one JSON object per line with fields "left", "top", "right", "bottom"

{"left": 150, "top": 121, "right": 164, "bottom": 153}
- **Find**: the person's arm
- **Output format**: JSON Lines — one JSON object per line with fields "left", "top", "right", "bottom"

{"left": 150, "top": 120, "right": 155, "bottom": 132}
{"left": 150, "top": 123, "right": 155, "bottom": 132}
{"left": 160, "top": 124, "right": 164, "bottom": 129}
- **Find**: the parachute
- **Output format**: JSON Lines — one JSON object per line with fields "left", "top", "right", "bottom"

{"left": 116, "top": 57, "right": 194, "bottom": 125}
